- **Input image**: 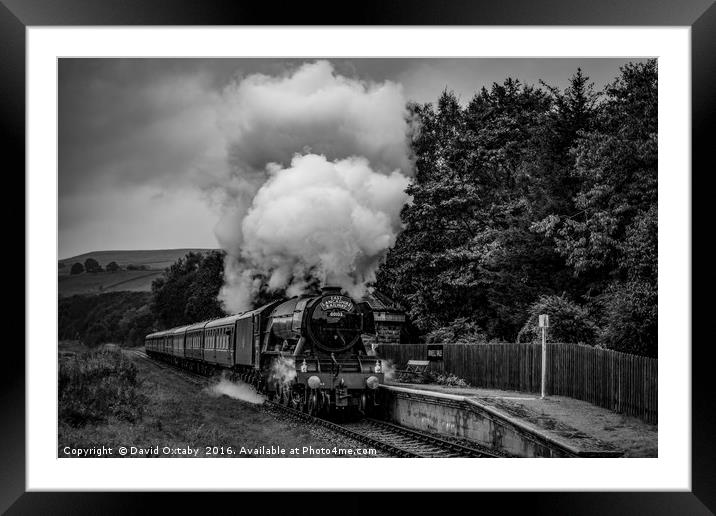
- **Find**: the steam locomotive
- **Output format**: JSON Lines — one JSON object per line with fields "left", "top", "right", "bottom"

{"left": 145, "top": 286, "right": 384, "bottom": 415}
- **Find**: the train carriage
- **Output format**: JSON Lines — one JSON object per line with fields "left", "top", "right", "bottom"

{"left": 204, "top": 315, "right": 239, "bottom": 367}
{"left": 185, "top": 321, "right": 207, "bottom": 362}
{"left": 171, "top": 325, "right": 191, "bottom": 361}
{"left": 144, "top": 329, "right": 172, "bottom": 359}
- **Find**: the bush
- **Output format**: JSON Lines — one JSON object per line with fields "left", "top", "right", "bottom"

{"left": 430, "top": 372, "right": 470, "bottom": 388}
{"left": 58, "top": 350, "right": 146, "bottom": 427}
{"left": 425, "top": 317, "right": 487, "bottom": 344}
{"left": 517, "top": 294, "right": 596, "bottom": 344}
{"left": 70, "top": 262, "right": 84, "bottom": 275}
{"left": 106, "top": 261, "right": 121, "bottom": 272}
{"left": 597, "top": 280, "right": 657, "bottom": 357}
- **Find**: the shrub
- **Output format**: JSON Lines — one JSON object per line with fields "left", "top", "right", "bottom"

{"left": 70, "top": 262, "right": 84, "bottom": 275}
{"left": 431, "top": 372, "right": 470, "bottom": 388}
{"left": 597, "top": 280, "right": 657, "bottom": 357}
{"left": 425, "top": 317, "right": 487, "bottom": 344}
{"left": 106, "top": 261, "right": 121, "bottom": 272}
{"left": 517, "top": 294, "right": 596, "bottom": 344}
{"left": 58, "top": 350, "right": 146, "bottom": 427}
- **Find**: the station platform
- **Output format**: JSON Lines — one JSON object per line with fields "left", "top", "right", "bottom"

{"left": 380, "top": 382, "right": 657, "bottom": 458}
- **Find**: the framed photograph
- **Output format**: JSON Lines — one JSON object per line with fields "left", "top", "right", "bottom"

{"left": 7, "top": 0, "right": 711, "bottom": 512}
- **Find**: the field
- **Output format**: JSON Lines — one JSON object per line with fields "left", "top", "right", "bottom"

{"left": 58, "top": 248, "right": 218, "bottom": 297}
{"left": 58, "top": 270, "right": 163, "bottom": 297}
{"left": 58, "top": 342, "right": 379, "bottom": 458}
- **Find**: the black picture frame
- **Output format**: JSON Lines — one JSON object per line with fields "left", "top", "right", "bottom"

{"left": 5, "top": 0, "right": 712, "bottom": 513}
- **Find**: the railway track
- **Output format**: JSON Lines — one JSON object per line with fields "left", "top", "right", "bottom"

{"left": 265, "top": 400, "right": 497, "bottom": 458}
{"left": 125, "top": 349, "right": 207, "bottom": 386}
{"left": 130, "top": 349, "right": 497, "bottom": 458}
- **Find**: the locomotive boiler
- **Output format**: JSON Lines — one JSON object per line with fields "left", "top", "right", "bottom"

{"left": 145, "top": 286, "right": 384, "bottom": 416}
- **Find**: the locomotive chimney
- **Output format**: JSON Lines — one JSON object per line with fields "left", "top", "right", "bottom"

{"left": 321, "top": 286, "right": 342, "bottom": 295}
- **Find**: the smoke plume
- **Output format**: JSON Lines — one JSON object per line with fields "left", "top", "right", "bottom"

{"left": 210, "top": 60, "right": 413, "bottom": 311}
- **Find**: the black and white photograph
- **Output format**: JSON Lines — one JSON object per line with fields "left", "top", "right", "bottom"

{"left": 57, "top": 56, "right": 659, "bottom": 460}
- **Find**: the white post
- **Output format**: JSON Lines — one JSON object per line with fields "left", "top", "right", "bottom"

{"left": 541, "top": 325, "right": 546, "bottom": 399}
{"left": 538, "top": 314, "right": 549, "bottom": 399}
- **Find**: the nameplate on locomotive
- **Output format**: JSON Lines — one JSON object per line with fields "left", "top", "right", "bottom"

{"left": 320, "top": 296, "right": 353, "bottom": 312}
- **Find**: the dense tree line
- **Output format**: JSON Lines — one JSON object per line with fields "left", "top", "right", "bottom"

{"left": 150, "top": 250, "right": 226, "bottom": 328}
{"left": 58, "top": 291, "right": 154, "bottom": 347}
{"left": 375, "top": 61, "right": 657, "bottom": 357}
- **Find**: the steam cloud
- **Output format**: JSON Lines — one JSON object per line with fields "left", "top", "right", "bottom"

{"left": 269, "top": 356, "right": 297, "bottom": 386}
{"left": 209, "top": 60, "right": 413, "bottom": 311}
{"left": 205, "top": 375, "right": 266, "bottom": 404}
{"left": 378, "top": 358, "right": 397, "bottom": 382}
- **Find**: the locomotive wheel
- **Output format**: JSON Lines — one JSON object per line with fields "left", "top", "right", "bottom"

{"left": 276, "top": 382, "right": 284, "bottom": 404}
{"left": 358, "top": 393, "right": 367, "bottom": 415}
{"left": 320, "top": 391, "right": 330, "bottom": 416}
{"left": 290, "top": 388, "right": 303, "bottom": 411}
{"left": 279, "top": 383, "right": 290, "bottom": 406}
{"left": 307, "top": 391, "right": 319, "bottom": 416}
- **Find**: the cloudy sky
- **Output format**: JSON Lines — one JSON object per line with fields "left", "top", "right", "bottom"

{"left": 59, "top": 57, "right": 640, "bottom": 260}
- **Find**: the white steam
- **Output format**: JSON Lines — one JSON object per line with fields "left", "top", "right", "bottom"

{"left": 205, "top": 376, "right": 266, "bottom": 404}
{"left": 269, "top": 356, "right": 297, "bottom": 386}
{"left": 378, "top": 358, "right": 397, "bottom": 382}
{"left": 209, "top": 60, "right": 413, "bottom": 311}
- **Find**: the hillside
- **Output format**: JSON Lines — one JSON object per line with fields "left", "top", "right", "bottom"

{"left": 58, "top": 248, "right": 220, "bottom": 297}
{"left": 59, "top": 248, "right": 217, "bottom": 272}
{"left": 58, "top": 270, "right": 164, "bottom": 297}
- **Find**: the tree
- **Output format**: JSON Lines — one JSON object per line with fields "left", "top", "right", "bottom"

{"left": 70, "top": 262, "right": 84, "bottom": 275}
{"left": 533, "top": 60, "right": 657, "bottom": 354}
{"left": 534, "top": 60, "right": 657, "bottom": 282}
{"left": 151, "top": 251, "right": 226, "bottom": 329}
{"left": 58, "top": 291, "right": 154, "bottom": 347}
{"left": 84, "top": 258, "right": 102, "bottom": 273}
{"left": 106, "top": 261, "right": 120, "bottom": 272}
{"left": 377, "top": 82, "right": 580, "bottom": 341}
{"left": 375, "top": 62, "right": 656, "bottom": 355}
{"left": 517, "top": 295, "right": 596, "bottom": 345}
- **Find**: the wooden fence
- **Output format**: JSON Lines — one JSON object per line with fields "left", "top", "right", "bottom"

{"left": 377, "top": 342, "right": 658, "bottom": 424}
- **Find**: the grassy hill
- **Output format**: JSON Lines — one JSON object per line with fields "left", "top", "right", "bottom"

{"left": 58, "top": 248, "right": 220, "bottom": 297}
{"left": 59, "top": 248, "right": 217, "bottom": 273}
